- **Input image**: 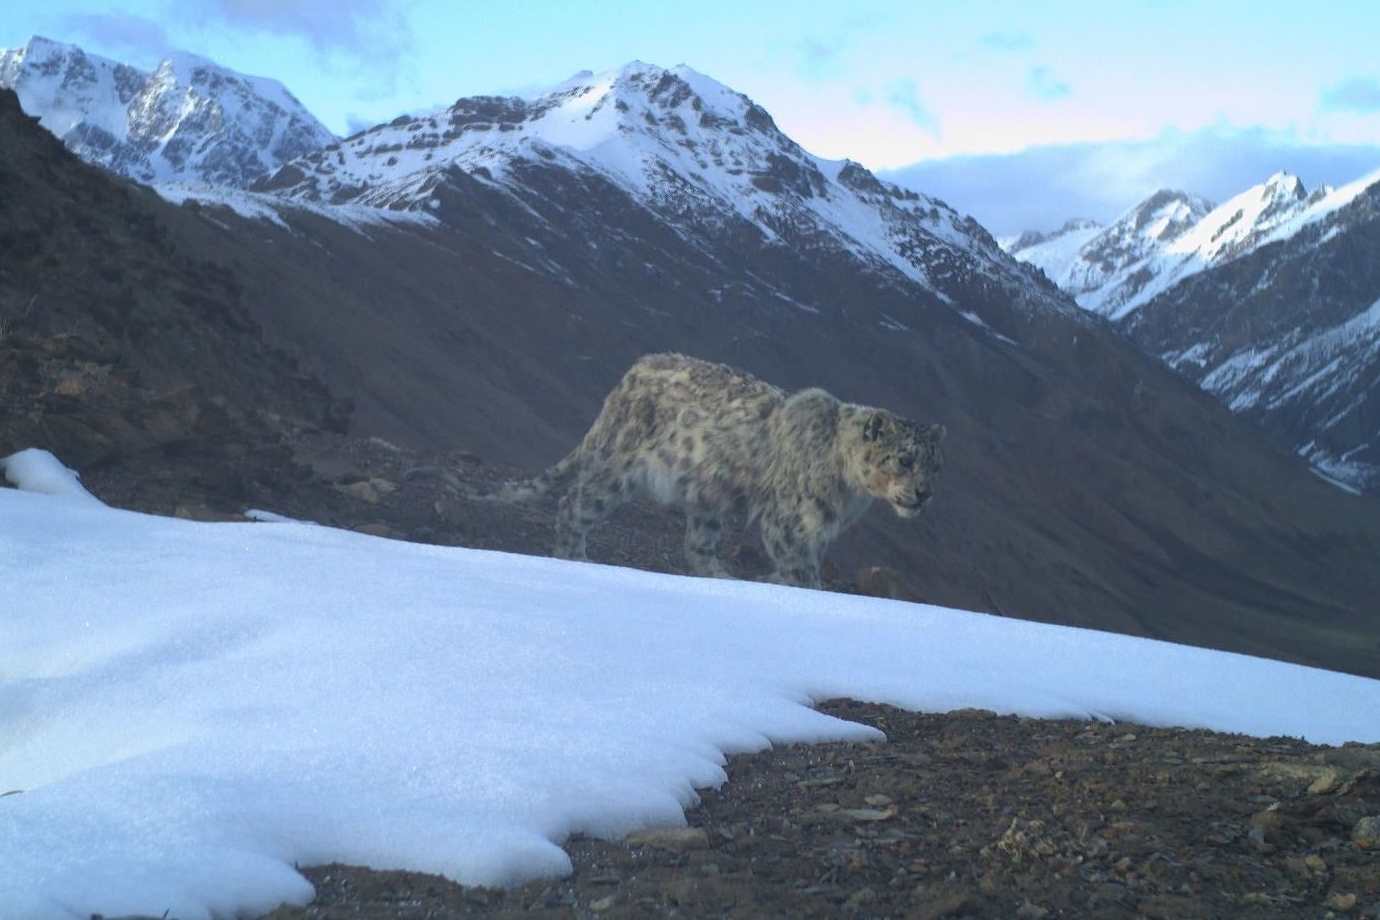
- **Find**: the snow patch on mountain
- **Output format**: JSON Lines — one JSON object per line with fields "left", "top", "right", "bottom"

{"left": 1002, "top": 219, "right": 1102, "bottom": 276}
{"left": 0, "top": 36, "right": 335, "bottom": 187}
{"left": 154, "top": 181, "right": 439, "bottom": 235}
{"left": 1185, "top": 294, "right": 1380, "bottom": 460}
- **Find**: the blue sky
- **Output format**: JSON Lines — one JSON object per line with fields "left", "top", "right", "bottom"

{"left": 6, "top": 0, "right": 1380, "bottom": 232}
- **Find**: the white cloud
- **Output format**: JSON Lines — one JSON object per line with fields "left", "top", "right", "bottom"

{"left": 1322, "top": 76, "right": 1380, "bottom": 114}
{"left": 196, "top": 0, "right": 410, "bottom": 54}
{"left": 883, "top": 77, "right": 939, "bottom": 135}
{"left": 1027, "top": 64, "right": 1070, "bottom": 101}
{"left": 57, "top": 12, "right": 171, "bottom": 66}
{"left": 884, "top": 128, "right": 1380, "bottom": 235}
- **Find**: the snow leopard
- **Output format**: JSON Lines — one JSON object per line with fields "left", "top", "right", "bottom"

{"left": 428, "top": 352, "right": 944, "bottom": 589}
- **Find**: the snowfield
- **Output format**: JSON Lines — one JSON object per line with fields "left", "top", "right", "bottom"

{"left": 3, "top": 448, "right": 1378, "bottom": 920}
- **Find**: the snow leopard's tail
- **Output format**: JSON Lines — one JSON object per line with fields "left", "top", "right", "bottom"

{"left": 405, "top": 447, "right": 581, "bottom": 504}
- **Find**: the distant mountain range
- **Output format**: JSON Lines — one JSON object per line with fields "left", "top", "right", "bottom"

{"left": 1007, "top": 174, "right": 1348, "bottom": 319}
{"left": 0, "top": 35, "right": 334, "bottom": 187}
{"left": 5, "top": 40, "right": 1380, "bottom": 678}
{"left": 1008, "top": 171, "right": 1380, "bottom": 493}
{"left": 252, "top": 61, "right": 1061, "bottom": 328}
{"left": 1, "top": 36, "right": 1060, "bottom": 329}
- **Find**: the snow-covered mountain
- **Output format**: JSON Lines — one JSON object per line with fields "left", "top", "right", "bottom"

{"left": 0, "top": 36, "right": 334, "bottom": 187}
{"left": 1122, "top": 172, "right": 1380, "bottom": 493}
{"left": 1010, "top": 170, "right": 1380, "bottom": 493}
{"left": 1010, "top": 189, "right": 1213, "bottom": 318}
{"left": 1009, "top": 174, "right": 1344, "bottom": 320}
{"left": 254, "top": 62, "right": 1067, "bottom": 325}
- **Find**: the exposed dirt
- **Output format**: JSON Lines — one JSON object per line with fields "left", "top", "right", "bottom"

{"left": 256, "top": 702, "right": 1380, "bottom": 920}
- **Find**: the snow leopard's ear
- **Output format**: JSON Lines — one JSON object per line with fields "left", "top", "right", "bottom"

{"left": 862, "top": 412, "right": 889, "bottom": 442}
{"left": 928, "top": 423, "right": 947, "bottom": 442}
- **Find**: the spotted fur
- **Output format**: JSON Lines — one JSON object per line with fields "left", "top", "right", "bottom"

{"left": 466, "top": 353, "right": 943, "bottom": 588}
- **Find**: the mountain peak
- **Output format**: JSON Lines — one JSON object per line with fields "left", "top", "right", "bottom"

{"left": 512, "top": 61, "right": 773, "bottom": 153}
{"left": 1123, "top": 189, "right": 1214, "bottom": 241}
{"left": 1262, "top": 169, "right": 1305, "bottom": 193}
{"left": 14, "top": 34, "right": 76, "bottom": 57}
{"left": 0, "top": 36, "right": 334, "bottom": 187}
{"left": 1250, "top": 171, "right": 1311, "bottom": 214}
{"left": 9, "top": 34, "right": 95, "bottom": 65}
{"left": 279, "top": 57, "right": 803, "bottom": 205}
{"left": 158, "top": 50, "right": 217, "bottom": 78}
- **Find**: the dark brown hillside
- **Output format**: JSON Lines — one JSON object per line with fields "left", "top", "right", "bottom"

{"left": 0, "top": 89, "right": 336, "bottom": 485}
{"left": 2, "top": 86, "right": 1379, "bottom": 680}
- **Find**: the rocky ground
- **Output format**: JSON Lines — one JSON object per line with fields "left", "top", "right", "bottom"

{"left": 255, "top": 703, "right": 1380, "bottom": 920}
{"left": 66, "top": 430, "right": 1380, "bottom": 920}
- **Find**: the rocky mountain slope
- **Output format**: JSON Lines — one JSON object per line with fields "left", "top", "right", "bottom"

{"left": 1009, "top": 171, "right": 1380, "bottom": 492}
{"left": 0, "top": 35, "right": 334, "bottom": 187}
{"left": 4, "top": 56, "right": 1380, "bottom": 683}
{"left": 0, "top": 88, "right": 340, "bottom": 490}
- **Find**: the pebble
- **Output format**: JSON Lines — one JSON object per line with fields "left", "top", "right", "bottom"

{"left": 840, "top": 806, "right": 897, "bottom": 821}
{"left": 339, "top": 480, "right": 380, "bottom": 503}
{"left": 1250, "top": 807, "right": 1287, "bottom": 830}
{"left": 622, "top": 826, "right": 710, "bottom": 852}
{"left": 588, "top": 894, "right": 618, "bottom": 912}
{"left": 1352, "top": 815, "right": 1380, "bottom": 849}
{"left": 1307, "top": 768, "right": 1341, "bottom": 795}
{"left": 1324, "top": 891, "right": 1358, "bottom": 912}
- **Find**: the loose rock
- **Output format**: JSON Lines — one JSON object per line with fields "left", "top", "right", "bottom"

{"left": 622, "top": 826, "right": 709, "bottom": 852}
{"left": 1353, "top": 814, "right": 1380, "bottom": 849}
